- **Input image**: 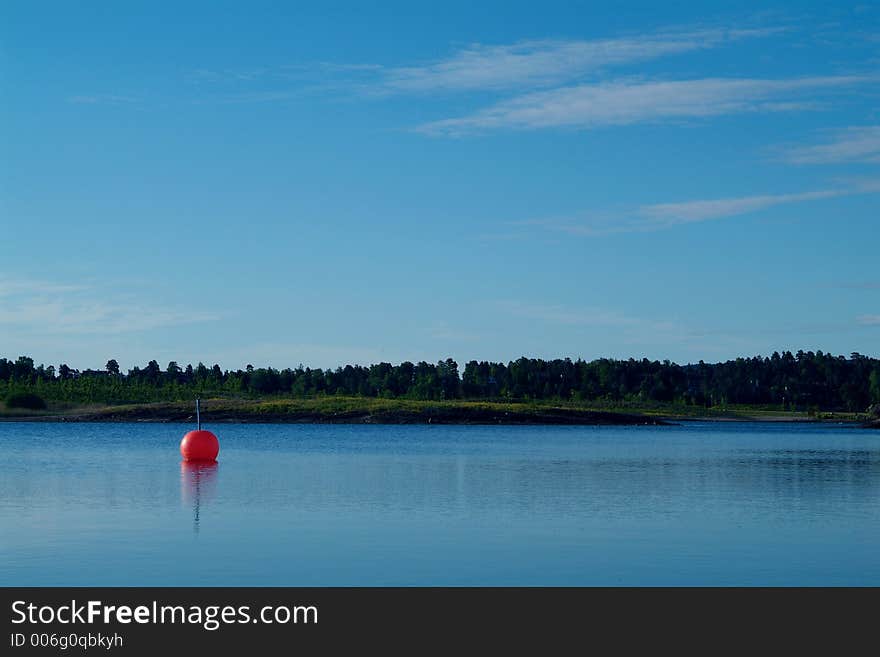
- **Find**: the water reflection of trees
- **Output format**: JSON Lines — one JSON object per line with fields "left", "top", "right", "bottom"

{"left": 220, "top": 448, "right": 880, "bottom": 521}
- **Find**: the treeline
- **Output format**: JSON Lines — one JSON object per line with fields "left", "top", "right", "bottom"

{"left": 2, "top": 351, "right": 880, "bottom": 411}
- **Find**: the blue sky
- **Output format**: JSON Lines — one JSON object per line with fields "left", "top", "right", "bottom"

{"left": 2, "top": 1, "right": 879, "bottom": 371}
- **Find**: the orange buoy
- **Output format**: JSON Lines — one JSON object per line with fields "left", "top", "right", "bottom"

{"left": 180, "top": 398, "right": 219, "bottom": 462}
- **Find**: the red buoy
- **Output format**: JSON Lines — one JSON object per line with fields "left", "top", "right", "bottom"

{"left": 180, "top": 430, "right": 219, "bottom": 462}
{"left": 180, "top": 398, "right": 219, "bottom": 462}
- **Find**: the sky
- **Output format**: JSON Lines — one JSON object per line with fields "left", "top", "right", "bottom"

{"left": 1, "top": 1, "right": 879, "bottom": 371}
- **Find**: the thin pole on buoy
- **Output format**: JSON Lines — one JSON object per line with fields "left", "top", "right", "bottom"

{"left": 180, "top": 397, "right": 218, "bottom": 462}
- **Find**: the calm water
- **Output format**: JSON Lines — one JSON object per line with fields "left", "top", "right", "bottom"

{"left": 1, "top": 421, "right": 878, "bottom": 586}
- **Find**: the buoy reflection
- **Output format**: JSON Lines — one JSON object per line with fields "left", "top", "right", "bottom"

{"left": 181, "top": 461, "right": 219, "bottom": 533}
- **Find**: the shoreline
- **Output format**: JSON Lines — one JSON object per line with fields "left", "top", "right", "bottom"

{"left": 0, "top": 396, "right": 880, "bottom": 428}
{"left": 0, "top": 407, "right": 672, "bottom": 426}
{"left": 0, "top": 399, "right": 874, "bottom": 426}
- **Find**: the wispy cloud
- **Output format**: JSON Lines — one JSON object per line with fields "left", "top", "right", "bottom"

{"left": 182, "top": 22, "right": 785, "bottom": 105}
{"left": 0, "top": 277, "right": 219, "bottom": 335}
{"left": 189, "top": 62, "right": 384, "bottom": 84}
{"left": 857, "top": 314, "right": 880, "bottom": 326}
{"left": 0, "top": 280, "right": 86, "bottom": 296}
{"left": 779, "top": 125, "right": 880, "bottom": 164}
{"left": 827, "top": 280, "right": 880, "bottom": 290}
{"left": 183, "top": 25, "right": 781, "bottom": 98}
{"left": 281, "top": 62, "right": 385, "bottom": 75}
{"left": 206, "top": 342, "right": 389, "bottom": 370}
{"left": 638, "top": 189, "right": 844, "bottom": 225}
{"left": 187, "top": 67, "right": 269, "bottom": 83}
{"left": 513, "top": 178, "right": 880, "bottom": 236}
{"left": 203, "top": 91, "right": 307, "bottom": 104}
{"left": 0, "top": 300, "right": 218, "bottom": 335}
{"left": 497, "top": 300, "right": 681, "bottom": 333}
{"left": 418, "top": 75, "right": 870, "bottom": 135}
{"left": 381, "top": 27, "right": 782, "bottom": 93}
{"left": 67, "top": 94, "right": 139, "bottom": 105}
{"left": 426, "top": 322, "right": 482, "bottom": 342}
{"left": 512, "top": 213, "right": 636, "bottom": 237}
{"left": 496, "top": 300, "right": 696, "bottom": 353}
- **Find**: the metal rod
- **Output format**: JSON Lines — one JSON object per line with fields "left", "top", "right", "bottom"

{"left": 196, "top": 398, "right": 201, "bottom": 431}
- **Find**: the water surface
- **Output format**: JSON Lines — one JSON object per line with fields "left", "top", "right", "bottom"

{"left": 1, "top": 421, "right": 877, "bottom": 585}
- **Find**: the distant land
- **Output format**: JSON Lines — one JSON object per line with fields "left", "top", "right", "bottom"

{"left": 1, "top": 351, "right": 878, "bottom": 427}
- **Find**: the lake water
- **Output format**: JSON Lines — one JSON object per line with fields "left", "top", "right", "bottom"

{"left": 1, "top": 421, "right": 878, "bottom": 586}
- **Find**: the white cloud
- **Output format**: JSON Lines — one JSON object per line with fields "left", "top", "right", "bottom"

{"left": 417, "top": 75, "right": 870, "bottom": 135}
{"left": 205, "top": 342, "right": 391, "bottom": 370}
{"left": 426, "top": 322, "right": 482, "bottom": 342}
{"left": 67, "top": 94, "right": 138, "bottom": 105}
{"left": 513, "top": 178, "right": 880, "bottom": 236}
{"left": 638, "top": 189, "right": 843, "bottom": 225}
{"left": 498, "top": 300, "right": 680, "bottom": 333}
{"left": 282, "top": 62, "right": 385, "bottom": 74}
{"left": 0, "top": 301, "right": 218, "bottom": 334}
{"left": 781, "top": 126, "right": 880, "bottom": 164}
{"left": 382, "top": 27, "right": 781, "bottom": 93}
{"left": 857, "top": 314, "right": 880, "bottom": 326}
{"left": 514, "top": 213, "right": 655, "bottom": 237}
{"left": 0, "top": 279, "right": 86, "bottom": 296}
{"left": 495, "top": 300, "right": 694, "bottom": 353}
{"left": 830, "top": 280, "right": 880, "bottom": 290}
{"left": 185, "top": 25, "right": 781, "bottom": 98}
{"left": 0, "top": 277, "right": 219, "bottom": 335}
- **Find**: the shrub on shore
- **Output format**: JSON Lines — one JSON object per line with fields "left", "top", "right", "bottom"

{"left": 5, "top": 392, "right": 47, "bottom": 410}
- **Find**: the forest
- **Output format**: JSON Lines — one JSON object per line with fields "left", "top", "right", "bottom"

{"left": 2, "top": 350, "right": 879, "bottom": 412}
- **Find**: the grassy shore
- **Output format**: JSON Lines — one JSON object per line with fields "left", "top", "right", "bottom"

{"left": 0, "top": 396, "right": 872, "bottom": 425}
